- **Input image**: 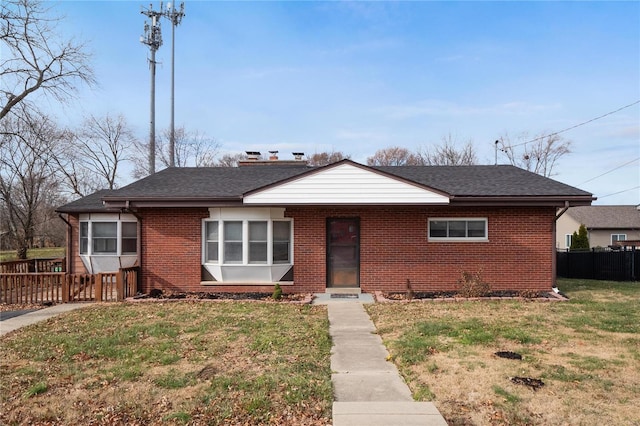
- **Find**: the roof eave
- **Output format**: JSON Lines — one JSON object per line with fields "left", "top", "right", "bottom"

{"left": 450, "top": 195, "right": 595, "bottom": 207}
{"left": 102, "top": 197, "right": 243, "bottom": 209}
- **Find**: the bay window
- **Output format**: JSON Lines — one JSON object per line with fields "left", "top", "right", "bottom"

{"left": 204, "top": 219, "right": 292, "bottom": 265}
{"left": 78, "top": 220, "right": 138, "bottom": 255}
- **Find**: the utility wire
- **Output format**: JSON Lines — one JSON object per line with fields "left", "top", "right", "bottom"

{"left": 501, "top": 99, "right": 640, "bottom": 150}
{"left": 577, "top": 157, "right": 640, "bottom": 185}
{"left": 597, "top": 186, "right": 640, "bottom": 199}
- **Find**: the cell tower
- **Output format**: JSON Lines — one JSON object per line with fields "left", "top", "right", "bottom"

{"left": 163, "top": 2, "right": 185, "bottom": 168}
{"left": 140, "top": 4, "right": 163, "bottom": 175}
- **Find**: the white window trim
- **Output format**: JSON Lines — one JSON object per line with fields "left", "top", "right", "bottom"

{"left": 79, "top": 219, "right": 138, "bottom": 256}
{"left": 565, "top": 234, "right": 573, "bottom": 249}
{"left": 428, "top": 217, "right": 488, "bottom": 242}
{"left": 203, "top": 218, "right": 293, "bottom": 266}
{"left": 611, "top": 234, "right": 627, "bottom": 244}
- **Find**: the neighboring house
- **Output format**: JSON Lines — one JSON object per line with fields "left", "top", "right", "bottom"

{"left": 556, "top": 205, "right": 640, "bottom": 250}
{"left": 56, "top": 157, "right": 594, "bottom": 295}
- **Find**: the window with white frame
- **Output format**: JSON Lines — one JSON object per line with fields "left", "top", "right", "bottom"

{"left": 611, "top": 234, "right": 626, "bottom": 245}
{"left": 79, "top": 220, "right": 138, "bottom": 255}
{"left": 205, "top": 221, "right": 219, "bottom": 262}
{"left": 204, "top": 219, "right": 292, "bottom": 265}
{"left": 224, "top": 221, "right": 243, "bottom": 264}
{"left": 428, "top": 218, "right": 488, "bottom": 241}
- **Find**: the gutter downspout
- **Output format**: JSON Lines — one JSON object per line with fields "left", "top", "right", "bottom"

{"left": 58, "top": 214, "right": 72, "bottom": 274}
{"left": 122, "top": 201, "right": 142, "bottom": 294}
{"left": 552, "top": 201, "right": 571, "bottom": 290}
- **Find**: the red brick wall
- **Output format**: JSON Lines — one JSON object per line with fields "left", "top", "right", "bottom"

{"left": 139, "top": 208, "right": 210, "bottom": 294}
{"left": 286, "top": 206, "right": 556, "bottom": 293}
{"left": 68, "top": 206, "right": 556, "bottom": 294}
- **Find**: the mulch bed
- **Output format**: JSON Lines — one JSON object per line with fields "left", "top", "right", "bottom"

{"left": 376, "top": 290, "right": 567, "bottom": 302}
{"left": 130, "top": 291, "right": 312, "bottom": 304}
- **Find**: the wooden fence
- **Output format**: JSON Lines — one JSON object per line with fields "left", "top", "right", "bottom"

{"left": 0, "top": 267, "right": 139, "bottom": 304}
{"left": 0, "top": 258, "right": 65, "bottom": 274}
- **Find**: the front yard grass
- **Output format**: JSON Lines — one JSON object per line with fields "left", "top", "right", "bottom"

{"left": 367, "top": 279, "right": 640, "bottom": 425}
{"left": 0, "top": 302, "right": 332, "bottom": 425}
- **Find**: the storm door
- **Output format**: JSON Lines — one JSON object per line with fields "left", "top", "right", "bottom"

{"left": 327, "top": 218, "right": 360, "bottom": 288}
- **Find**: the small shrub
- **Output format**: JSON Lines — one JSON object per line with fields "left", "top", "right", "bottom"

{"left": 272, "top": 284, "right": 282, "bottom": 300}
{"left": 406, "top": 279, "right": 414, "bottom": 300}
{"left": 457, "top": 270, "right": 490, "bottom": 298}
{"left": 519, "top": 289, "right": 539, "bottom": 300}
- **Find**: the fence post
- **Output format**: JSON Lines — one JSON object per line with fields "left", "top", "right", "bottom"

{"left": 62, "top": 275, "right": 69, "bottom": 303}
{"left": 96, "top": 273, "right": 103, "bottom": 302}
{"left": 116, "top": 270, "right": 124, "bottom": 301}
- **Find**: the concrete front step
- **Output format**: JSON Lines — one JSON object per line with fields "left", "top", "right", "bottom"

{"left": 333, "top": 401, "right": 448, "bottom": 426}
{"left": 326, "top": 287, "right": 362, "bottom": 294}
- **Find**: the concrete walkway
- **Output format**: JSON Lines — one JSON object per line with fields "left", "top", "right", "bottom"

{"left": 0, "top": 303, "right": 93, "bottom": 336}
{"left": 320, "top": 297, "right": 448, "bottom": 425}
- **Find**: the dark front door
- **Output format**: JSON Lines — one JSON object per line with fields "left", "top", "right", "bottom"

{"left": 327, "top": 218, "right": 360, "bottom": 288}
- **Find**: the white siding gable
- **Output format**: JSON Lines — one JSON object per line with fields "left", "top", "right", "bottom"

{"left": 243, "top": 163, "right": 450, "bottom": 205}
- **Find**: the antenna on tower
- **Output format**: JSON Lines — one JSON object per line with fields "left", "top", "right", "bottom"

{"left": 140, "top": 3, "right": 163, "bottom": 175}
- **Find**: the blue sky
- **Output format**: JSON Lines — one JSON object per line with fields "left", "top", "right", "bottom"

{"left": 52, "top": 0, "right": 639, "bottom": 205}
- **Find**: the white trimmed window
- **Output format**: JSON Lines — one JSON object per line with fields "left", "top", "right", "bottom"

{"left": 611, "top": 234, "right": 626, "bottom": 244}
{"left": 79, "top": 220, "right": 138, "bottom": 255}
{"left": 428, "top": 218, "right": 488, "bottom": 241}
{"left": 565, "top": 234, "right": 572, "bottom": 249}
{"left": 204, "top": 219, "right": 292, "bottom": 265}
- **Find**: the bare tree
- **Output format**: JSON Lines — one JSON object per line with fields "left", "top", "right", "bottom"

{"left": 56, "top": 113, "right": 134, "bottom": 197}
{"left": 132, "top": 126, "right": 220, "bottom": 178}
{"left": 306, "top": 150, "right": 349, "bottom": 166}
{"left": 215, "top": 152, "right": 249, "bottom": 167}
{"left": 0, "top": 106, "right": 64, "bottom": 257}
{"left": 366, "top": 146, "right": 423, "bottom": 166}
{"left": 417, "top": 134, "right": 478, "bottom": 165}
{"left": 0, "top": 0, "right": 95, "bottom": 120}
{"left": 497, "top": 133, "right": 571, "bottom": 177}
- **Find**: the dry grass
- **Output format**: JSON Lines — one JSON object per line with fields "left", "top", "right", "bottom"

{"left": 367, "top": 279, "right": 640, "bottom": 425}
{"left": 0, "top": 301, "right": 332, "bottom": 425}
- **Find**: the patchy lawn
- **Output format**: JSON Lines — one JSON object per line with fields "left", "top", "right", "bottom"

{"left": 0, "top": 247, "right": 65, "bottom": 262}
{"left": 367, "top": 279, "right": 640, "bottom": 425}
{"left": 0, "top": 301, "right": 332, "bottom": 425}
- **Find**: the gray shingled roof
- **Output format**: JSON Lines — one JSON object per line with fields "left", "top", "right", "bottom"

{"left": 57, "top": 161, "right": 593, "bottom": 212}
{"left": 55, "top": 189, "right": 115, "bottom": 213}
{"left": 566, "top": 205, "right": 640, "bottom": 229}
{"left": 103, "top": 165, "right": 312, "bottom": 199}
{"left": 374, "top": 165, "right": 591, "bottom": 197}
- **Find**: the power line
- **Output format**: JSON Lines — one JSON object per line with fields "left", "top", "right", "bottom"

{"left": 501, "top": 99, "right": 640, "bottom": 150}
{"left": 577, "top": 157, "right": 640, "bottom": 185}
{"left": 598, "top": 186, "right": 640, "bottom": 199}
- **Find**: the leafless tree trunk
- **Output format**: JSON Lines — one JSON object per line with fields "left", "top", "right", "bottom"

{"left": 418, "top": 134, "right": 478, "bottom": 165}
{"left": 0, "top": 0, "right": 95, "bottom": 120}
{"left": 497, "top": 133, "right": 572, "bottom": 177}
{"left": 0, "top": 107, "right": 64, "bottom": 258}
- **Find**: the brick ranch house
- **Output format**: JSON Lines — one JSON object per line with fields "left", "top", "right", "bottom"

{"left": 56, "top": 158, "right": 594, "bottom": 295}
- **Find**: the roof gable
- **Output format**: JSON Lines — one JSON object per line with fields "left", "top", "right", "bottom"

{"left": 243, "top": 160, "right": 450, "bottom": 205}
